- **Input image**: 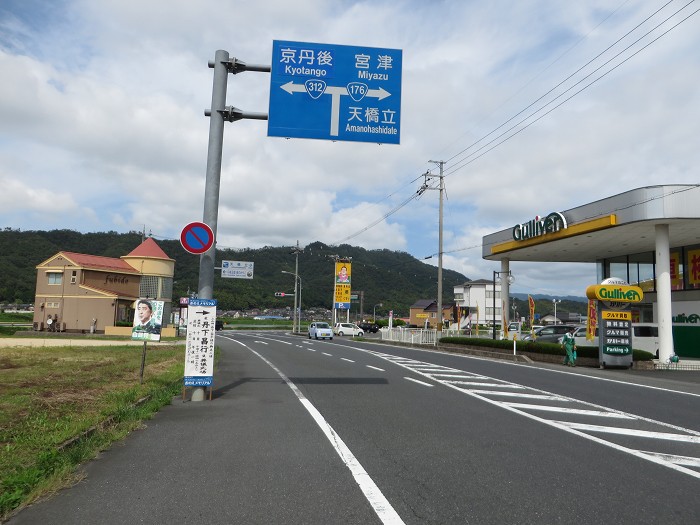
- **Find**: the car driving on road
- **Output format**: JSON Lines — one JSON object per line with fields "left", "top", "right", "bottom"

{"left": 308, "top": 321, "right": 333, "bottom": 340}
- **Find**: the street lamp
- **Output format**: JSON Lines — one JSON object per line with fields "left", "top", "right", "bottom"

{"left": 373, "top": 303, "right": 382, "bottom": 322}
{"left": 281, "top": 271, "right": 301, "bottom": 333}
{"left": 552, "top": 299, "right": 561, "bottom": 325}
{"left": 493, "top": 270, "right": 514, "bottom": 340}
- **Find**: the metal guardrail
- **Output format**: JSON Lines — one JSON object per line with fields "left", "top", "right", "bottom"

{"left": 382, "top": 328, "right": 437, "bottom": 346}
{"left": 381, "top": 327, "right": 500, "bottom": 346}
{"left": 653, "top": 359, "right": 700, "bottom": 371}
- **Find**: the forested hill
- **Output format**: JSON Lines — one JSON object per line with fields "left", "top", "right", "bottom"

{"left": 0, "top": 229, "right": 469, "bottom": 316}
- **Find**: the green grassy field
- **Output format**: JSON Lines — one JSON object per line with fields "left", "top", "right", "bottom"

{"left": 0, "top": 343, "right": 184, "bottom": 520}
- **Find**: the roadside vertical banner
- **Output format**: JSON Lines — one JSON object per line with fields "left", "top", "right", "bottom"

{"left": 502, "top": 300, "right": 508, "bottom": 338}
{"left": 184, "top": 299, "right": 217, "bottom": 387}
{"left": 528, "top": 295, "right": 535, "bottom": 328}
{"left": 475, "top": 302, "right": 479, "bottom": 332}
{"left": 586, "top": 299, "right": 597, "bottom": 341}
{"left": 334, "top": 261, "right": 352, "bottom": 309}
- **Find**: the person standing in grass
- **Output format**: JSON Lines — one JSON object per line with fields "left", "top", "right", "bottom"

{"left": 562, "top": 326, "right": 577, "bottom": 367}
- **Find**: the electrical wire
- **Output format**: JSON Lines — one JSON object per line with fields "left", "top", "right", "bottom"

{"left": 444, "top": 0, "right": 698, "bottom": 177}
{"left": 442, "top": 0, "right": 679, "bottom": 169}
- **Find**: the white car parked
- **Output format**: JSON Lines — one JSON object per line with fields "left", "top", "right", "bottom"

{"left": 308, "top": 321, "right": 333, "bottom": 340}
{"left": 333, "top": 323, "right": 364, "bottom": 337}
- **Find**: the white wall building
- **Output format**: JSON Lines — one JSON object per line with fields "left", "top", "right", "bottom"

{"left": 453, "top": 279, "right": 505, "bottom": 328}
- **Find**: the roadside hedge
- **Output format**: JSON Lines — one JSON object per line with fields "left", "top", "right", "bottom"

{"left": 439, "top": 337, "right": 654, "bottom": 361}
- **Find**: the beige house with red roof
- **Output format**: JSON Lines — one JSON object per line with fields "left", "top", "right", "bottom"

{"left": 32, "top": 238, "right": 175, "bottom": 333}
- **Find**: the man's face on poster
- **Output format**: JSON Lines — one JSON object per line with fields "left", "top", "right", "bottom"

{"left": 137, "top": 302, "right": 152, "bottom": 323}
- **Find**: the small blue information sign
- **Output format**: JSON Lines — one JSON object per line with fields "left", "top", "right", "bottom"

{"left": 268, "top": 40, "right": 402, "bottom": 144}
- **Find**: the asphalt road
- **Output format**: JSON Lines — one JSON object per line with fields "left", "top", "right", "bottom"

{"left": 9, "top": 332, "right": 700, "bottom": 524}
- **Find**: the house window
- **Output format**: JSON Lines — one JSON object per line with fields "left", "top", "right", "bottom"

{"left": 46, "top": 301, "right": 60, "bottom": 309}
{"left": 47, "top": 273, "right": 62, "bottom": 285}
{"left": 70, "top": 270, "right": 77, "bottom": 284}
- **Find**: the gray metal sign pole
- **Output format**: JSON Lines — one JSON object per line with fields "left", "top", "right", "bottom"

{"left": 197, "top": 49, "right": 229, "bottom": 302}
{"left": 192, "top": 50, "right": 269, "bottom": 402}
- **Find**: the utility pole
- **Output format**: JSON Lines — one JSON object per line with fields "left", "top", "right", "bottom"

{"left": 427, "top": 160, "right": 445, "bottom": 332}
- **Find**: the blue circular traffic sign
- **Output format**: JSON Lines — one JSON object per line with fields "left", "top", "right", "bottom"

{"left": 180, "top": 222, "right": 214, "bottom": 255}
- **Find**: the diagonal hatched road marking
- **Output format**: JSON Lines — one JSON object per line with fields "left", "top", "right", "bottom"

{"left": 365, "top": 350, "right": 700, "bottom": 479}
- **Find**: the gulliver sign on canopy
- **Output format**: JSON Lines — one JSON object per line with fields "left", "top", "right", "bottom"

{"left": 268, "top": 40, "right": 402, "bottom": 144}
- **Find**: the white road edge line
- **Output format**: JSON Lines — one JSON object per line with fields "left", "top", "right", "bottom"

{"left": 405, "top": 377, "right": 434, "bottom": 387}
{"left": 240, "top": 343, "right": 405, "bottom": 525}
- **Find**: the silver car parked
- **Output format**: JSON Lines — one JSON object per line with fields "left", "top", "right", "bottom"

{"left": 521, "top": 324, "right": 577, "bottom": 343}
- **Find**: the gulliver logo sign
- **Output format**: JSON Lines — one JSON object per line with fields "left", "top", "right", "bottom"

{"left": 512, "top": 212, "right": 567, "bottom": 241}
{"left": 586, "top": 284, "right": 644, "bottom": 303}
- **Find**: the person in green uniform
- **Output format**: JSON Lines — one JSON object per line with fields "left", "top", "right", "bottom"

{"left": 562, "top": 326, "right": 577, "bottom": 367}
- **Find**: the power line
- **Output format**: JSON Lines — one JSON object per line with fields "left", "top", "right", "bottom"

{"left": 442, "top": 0, "right": 679, "bottom": 169}
{"left": 444, "top": 2, "right": 699, "bottom": 176}
{"left": 443, "top": 0, "right": 698, "bottom": 177}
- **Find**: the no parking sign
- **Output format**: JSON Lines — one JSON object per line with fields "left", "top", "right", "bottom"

{"left": 180, "top": 222, "right": 214, "bottom": 254}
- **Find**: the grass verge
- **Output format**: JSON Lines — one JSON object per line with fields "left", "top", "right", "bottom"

{"left": 0, "top": 343, "right": 184, "bottom": 520}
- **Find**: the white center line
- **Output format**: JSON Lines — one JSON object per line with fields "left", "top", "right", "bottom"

{"left": 341, "top": 358, "right": 355, "bottom": 363}
{"left": 367, "top": 365, "right": 385, "bottom": 372}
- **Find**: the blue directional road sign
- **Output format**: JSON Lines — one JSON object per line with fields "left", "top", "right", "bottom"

{"left": 268, "top": 40, "right": 402, "bottom": 144}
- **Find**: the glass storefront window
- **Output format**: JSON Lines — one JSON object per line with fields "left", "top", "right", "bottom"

{"left": 629, "top": 252, "right": 655, "bottom": 292}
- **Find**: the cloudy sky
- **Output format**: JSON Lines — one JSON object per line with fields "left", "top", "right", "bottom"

{"left": 1, "top": 0, "right": 698, "bottom": 298}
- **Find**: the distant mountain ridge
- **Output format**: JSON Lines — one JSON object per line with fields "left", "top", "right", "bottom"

{"left": 512, "top": 293, "right": 587, "bottom": 304}
{"left": 0, "top": 230, "right": 468, "bottom": 316}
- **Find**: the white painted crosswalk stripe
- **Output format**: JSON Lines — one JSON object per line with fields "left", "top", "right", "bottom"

{"left": 639, "top": 451, "right": 700, "bottom": 468}
{"left": 504, "top": 402, "right": 634, "bottom": 418}
{"left": 445, "top": 381, "right": 526, "bottom": 389}
{"left": 467, "top": 390, "right": 564, "bottom": 400}
{"left": 558, "top": 422, "right": 700, "bottom": 443}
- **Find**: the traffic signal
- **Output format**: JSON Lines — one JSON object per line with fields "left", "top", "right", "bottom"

{"left": 274, "top": 292, "right": 285, "bottom": 297}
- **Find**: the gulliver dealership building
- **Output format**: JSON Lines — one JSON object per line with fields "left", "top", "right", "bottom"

{"left": 482, "top": 185, "right": 700, "bottom": 361}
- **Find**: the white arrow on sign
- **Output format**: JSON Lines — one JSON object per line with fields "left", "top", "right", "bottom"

{"left": 279, "top": 81, "right": 392, "bottom": 136}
